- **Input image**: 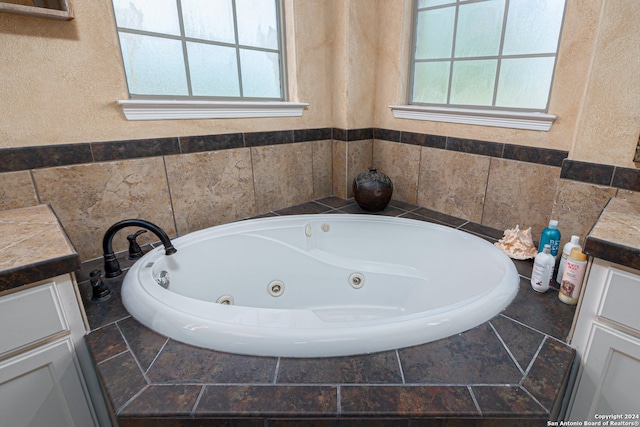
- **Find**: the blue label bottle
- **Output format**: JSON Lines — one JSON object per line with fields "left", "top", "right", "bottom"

{"left": 538, "top": 220, "right": 561, "bottom": 257}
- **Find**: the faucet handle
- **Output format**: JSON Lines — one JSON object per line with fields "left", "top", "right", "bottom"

{"left": 127, "top": 229, "right": 147, "bottom": 259}
{"left": 90, "top": 269, "right": 111, "bottom": 301}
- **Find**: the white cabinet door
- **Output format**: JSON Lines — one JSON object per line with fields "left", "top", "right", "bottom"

{"left": 568, "top": 323, "right": 640, "bottom": 420}
{"left": 0, "top": 338, "right": 98, "bottom": 427}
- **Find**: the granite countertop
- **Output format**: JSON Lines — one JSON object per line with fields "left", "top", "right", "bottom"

{"left": 0, "top": 204, "right": 80, "bottom": 293}
{"left": 79, "top": 197, "right": 578, "bottom": 427}
{"left": 585, "top": 197, "right": 640, "bottom": 270}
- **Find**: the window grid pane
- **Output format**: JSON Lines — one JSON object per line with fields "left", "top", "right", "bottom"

{"left": 113, "top": 0, "right": 285, "bottom": 101}
{"left": 410, "top": 0, "right": 566, "bottom": 112}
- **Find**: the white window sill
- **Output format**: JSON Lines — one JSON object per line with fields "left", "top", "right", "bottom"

{"left": 116, "top": 99, "right": 309, "bottom": 121}
{"left": 389, "top": 105, "right": 556, "bottom": 132}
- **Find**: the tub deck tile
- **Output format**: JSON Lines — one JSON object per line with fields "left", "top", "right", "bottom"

{"left": 146, "top": 340, "right": 278, "bottom": 384}
{"left": 117, "top": 316, "right": 169, "bottom": 372}
{"left": 273, "top": 201, "right": 334, "bottom": 215}
{"left": 471, "top": 386, "right": 548, "bottom": 418}
{"left": 489, "top": 316, "right": 545, "bottom": 373}
{"left": 398, "top": 322, "right": 522, "bottom": 385}
{"left": 85, "top": 322, "right": 128, "bottom": 362}
{"left": 502, "top": 278, "right": 577, "bottom": 342}
{"left": 277, "top": 351, "right": 403, "bottom": 384}
{"left": 78, "top": 197, "right": 577, "bottom": 425}
{"left": 118, "top": 385, "right": 203, "bottom": 417}
{"left": 338, "top": 203, "right": 408, "bottom": 217}
{"left": 340, "top": 385, "right": 478, "bottom": 417}
{"left": 95, "top": 350, "right": 148, "bottom": 412}
{"left": 195, "top": 385, "right": 338, "bottom": 417}
{"left": 521, "top": 338, "right": 576, "bottom": 417}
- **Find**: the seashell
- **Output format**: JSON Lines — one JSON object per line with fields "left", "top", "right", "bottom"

{"left": 494, "top": 225, "right": 538, "bottom": 260}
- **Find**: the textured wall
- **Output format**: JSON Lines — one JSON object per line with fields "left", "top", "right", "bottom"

{"left": 0, "top": 0, "right": 333, "bottom": 147}
{"left": 571, "top": 0, "right": 640, "bottom": 166}
{"left": 1, "top": 0, "right": 639, "bottom": 262}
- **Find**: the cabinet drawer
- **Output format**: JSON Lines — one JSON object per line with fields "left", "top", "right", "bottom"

{"left": 0, "top": 282, "right": 69, "bottom": 357}
{"left": 599, "top": 268, "right": 640, "bottom": 334}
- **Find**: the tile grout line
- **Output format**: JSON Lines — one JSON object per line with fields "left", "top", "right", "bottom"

{"left": 190, "top": 384, "right": 207, "bottom": 417}
{"left": 467, "top": 385, "right": 483, "bottom": 418}
{"left": 395, "top": 349, "right": 406, "bottom": 384}
{"left": 488, "top": 320, "right": 525, "bottom": 375}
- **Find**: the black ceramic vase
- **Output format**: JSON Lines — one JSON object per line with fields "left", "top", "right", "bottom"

{"left": 352, "top": 167, "right": 393, "bottom": 212}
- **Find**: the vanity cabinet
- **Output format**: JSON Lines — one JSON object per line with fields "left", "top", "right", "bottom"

{"left": 568, "top": 258, "right": 640, "bottom": 420}
{"left": 0, "top": 274, "right": 106, "bottom": 427}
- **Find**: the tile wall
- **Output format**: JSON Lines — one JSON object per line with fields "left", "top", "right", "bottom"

{"left": 1, "top": 127, "right": 638, "bottom": 262}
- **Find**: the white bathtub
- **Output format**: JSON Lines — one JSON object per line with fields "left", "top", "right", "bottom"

{"left": 122, "top": 214, "right": 519, "bottom": 358}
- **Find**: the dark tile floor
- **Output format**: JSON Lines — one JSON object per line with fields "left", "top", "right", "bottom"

{"left": 79, "top": 197, "right": 577, "bottom": 427}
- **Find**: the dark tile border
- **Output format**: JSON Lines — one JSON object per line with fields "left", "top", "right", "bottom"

{"left": 560, "top": 160, "right": 614, "bottom": 186}
{"left": 400, "top": 131, "right": 446, "bottom": 149}
{"left": 611, "top": 166, "right": 640, "bottom": 192}
{"left": 179, "top": 133, "right": 244, "bottom": 153}
{"left": 244, "top": 130, "right": 294, "bottom": 147}
{"left": 6, "top": 127, "right": 639, "bottom": 194}
{"left": 0, "top": 143, "right": 93, "bottom": 172}
{"left": 503, "top": 144, "right": 567, "bottom": 167}
{"left": 0, "top": 254, "right": 80, "bottom": 293}
{"left": 332, "top": 128, "right": 373, "bottom": 142}
{"left": 294, "top": 128, "right": 332, "bottom": 142}
{"left": 92, "top": 137, "right": 180, "bottom": 161}
{"left": 446, "top": 137, "right": 504, "bottom": 158}
{"left": 584, "top": 237, "right": 640, "bottom": 271}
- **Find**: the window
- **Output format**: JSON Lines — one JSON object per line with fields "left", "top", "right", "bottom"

{"left": 111, "top": 0, "right": 307, "bottom": 120}
{"left": 393, "top": 0, "right": 566, "bottom": 130}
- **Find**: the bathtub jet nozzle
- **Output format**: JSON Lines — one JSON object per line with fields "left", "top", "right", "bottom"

{"left": 102, "top": 219, "right": 177, "bottom": 278}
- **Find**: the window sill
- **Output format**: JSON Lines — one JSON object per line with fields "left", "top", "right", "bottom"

{"left": 389, "top": 105, "right": 556, "bottom": 132}
{"left": 116, "top": 100, "right": 309, "bottom": 121}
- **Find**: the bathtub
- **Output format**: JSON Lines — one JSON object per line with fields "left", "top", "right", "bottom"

{"left": 121, "top": 214, "right": 519, "bottom": 358}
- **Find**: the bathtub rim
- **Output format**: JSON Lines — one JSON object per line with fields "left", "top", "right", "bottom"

{"left": 121, "top": 214, "right": 520, "bottom": 358}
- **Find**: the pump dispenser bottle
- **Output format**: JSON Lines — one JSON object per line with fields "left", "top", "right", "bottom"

{"left": 538, "top": 220, "right": 561, "bottom": 257}
{"left": 531, "top": 244, "right": 555, "bottom": 293}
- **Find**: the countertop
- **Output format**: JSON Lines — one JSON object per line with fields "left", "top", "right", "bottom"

{"left": 79, "top": 197, "right": 578, "bottom": 427}
{"left": 585, "top": 197, "right": 640, "bottom": 270}
{"left": 0, "top": 204, "right": 79, "bottom": 293}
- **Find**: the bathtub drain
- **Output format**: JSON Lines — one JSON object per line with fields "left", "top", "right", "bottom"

{"left": 268, "top": 280, "right": 285, "bottom": 297}
{"left": 216, "top": 295, "right": 234, "bottom": 305}
{"left": 155, "top": 271, "right": 170, "bottom": 289}
{"left": 349, "top": 273, "right": 365, "bottom": 289}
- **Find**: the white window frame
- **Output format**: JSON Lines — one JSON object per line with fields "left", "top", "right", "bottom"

{"left": 113, "top": 0, "right": 307, "bottom": 121}
{"left": 391, "top": 0, "right": 565, "bottom": 131}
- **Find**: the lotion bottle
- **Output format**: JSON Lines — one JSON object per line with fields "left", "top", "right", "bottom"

{"left": 556, "top": 235, "right": 581, "bottom": 284}
{"left": 531, "top": 244, "right": 555, "bottom": 293}
{"left": 558, "top": 248, "right": 587, "bottom": 305}
{"left": 538, "top": 220, "right": 561, "bottom": 257}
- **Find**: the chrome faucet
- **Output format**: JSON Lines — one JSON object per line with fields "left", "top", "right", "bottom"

{"left": 102, "top": 219, "right": 177, "bottom": 278}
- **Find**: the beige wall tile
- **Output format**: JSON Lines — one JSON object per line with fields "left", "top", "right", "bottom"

{"left": 373, "top": 140, "right": 420, "bottom": 204}
{"left": 551, "top": 180, "right": 617, "bottom": 247}
{"left": 332, "top": 140, "right": 348, "bottom": 198}
{"left": 616, "top": 190, "right": 640, "bottom": 204}
{"left": 332, "top": 140, "right": 373, "bottom": 199}
{"left": 312, "top": 140, "right": 333, "bottom": 199}
{"left": 483, "top": 159, "right": 560, "bottom": 238}
{"left": 32, "top": 158, "right": 175, "bottom": 261}
{"left": 417, "top": 148, "right": 490, "bottom": 223}
{"left": 347, "top": 140, "right": 373, "bottom": 198}
{"left": 165, "top": 149, "right": 256, "bottom": 236}
{"left": 251, "top": 142, "right": 314, "bottom": 213}
{"left": 0, "top": 171, "right": 38, "bottom": 211}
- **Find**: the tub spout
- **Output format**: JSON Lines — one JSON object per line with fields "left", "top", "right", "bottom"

{"left": 102, "top": 219, "right": 177, "bottom": 278}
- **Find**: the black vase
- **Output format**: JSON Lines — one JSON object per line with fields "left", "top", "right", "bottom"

{"left": 352, "top": 167, "right": 393, "bottom": 212}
